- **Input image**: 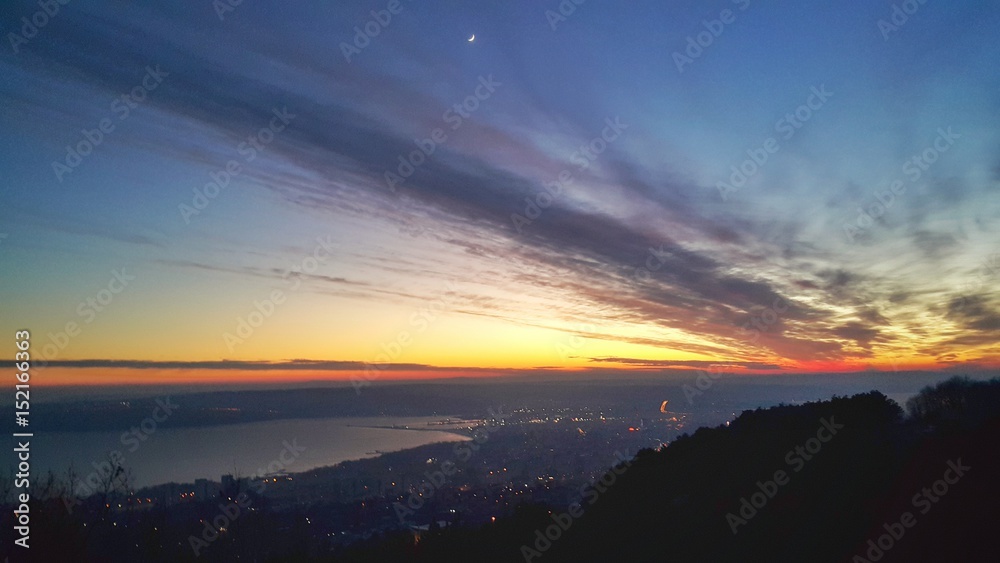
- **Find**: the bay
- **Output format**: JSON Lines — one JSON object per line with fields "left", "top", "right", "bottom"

{"left": 28, "top": 416, "right": 470, "bottom": 488}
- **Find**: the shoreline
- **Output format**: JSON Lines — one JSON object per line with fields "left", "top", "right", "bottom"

{"left": 23, "top": 415, "right": 474, "bottom": 490}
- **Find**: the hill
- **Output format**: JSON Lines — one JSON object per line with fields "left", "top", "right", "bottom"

{"left": 334, "top": 377, "right": 1000, "bottom": 562}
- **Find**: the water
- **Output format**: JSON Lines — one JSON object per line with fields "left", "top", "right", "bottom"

{"left": 24, "top": 416, "right": 470, "bottom": 488}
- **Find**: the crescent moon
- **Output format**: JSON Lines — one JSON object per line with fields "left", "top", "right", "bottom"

{"left": 468, "top": 34, "right": 475, "bottom": 42}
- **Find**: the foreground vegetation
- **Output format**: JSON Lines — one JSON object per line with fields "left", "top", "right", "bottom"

{"left": 2, "top": 376, "right": 998, "bottom": 562}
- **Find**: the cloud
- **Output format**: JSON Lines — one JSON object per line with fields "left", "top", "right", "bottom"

{"left": 946, "top": 295, "right": 1000, "bottom": 332}
{"left": 10, "top": 11, "right": 824, "bottom": 364}
{"left": 587, "top": 357, "right": 785, "bottom": 371}
{"left": 910, "top": 230, "right": 961, "bottom": 261}
{"left": 832, "top": 322, "right": 881, "bottom": 350}
{"left": 5, "top": 359, "right": 469, "bottom": 372}
{"left": 3, "top": 0, "right": 997, "bottom": 371}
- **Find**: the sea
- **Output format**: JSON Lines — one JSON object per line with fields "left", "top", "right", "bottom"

{"left": 28, "top": 416, "right": 470, "bottom": 488}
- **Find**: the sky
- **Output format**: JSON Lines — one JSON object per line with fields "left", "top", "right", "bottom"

{"left": 1, "top": 0, "right": 999, "bottom": 386}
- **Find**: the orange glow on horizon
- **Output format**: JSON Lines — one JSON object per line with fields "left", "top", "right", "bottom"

{"left": 25, "top": 356, "right": 991, "bottom": 388}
